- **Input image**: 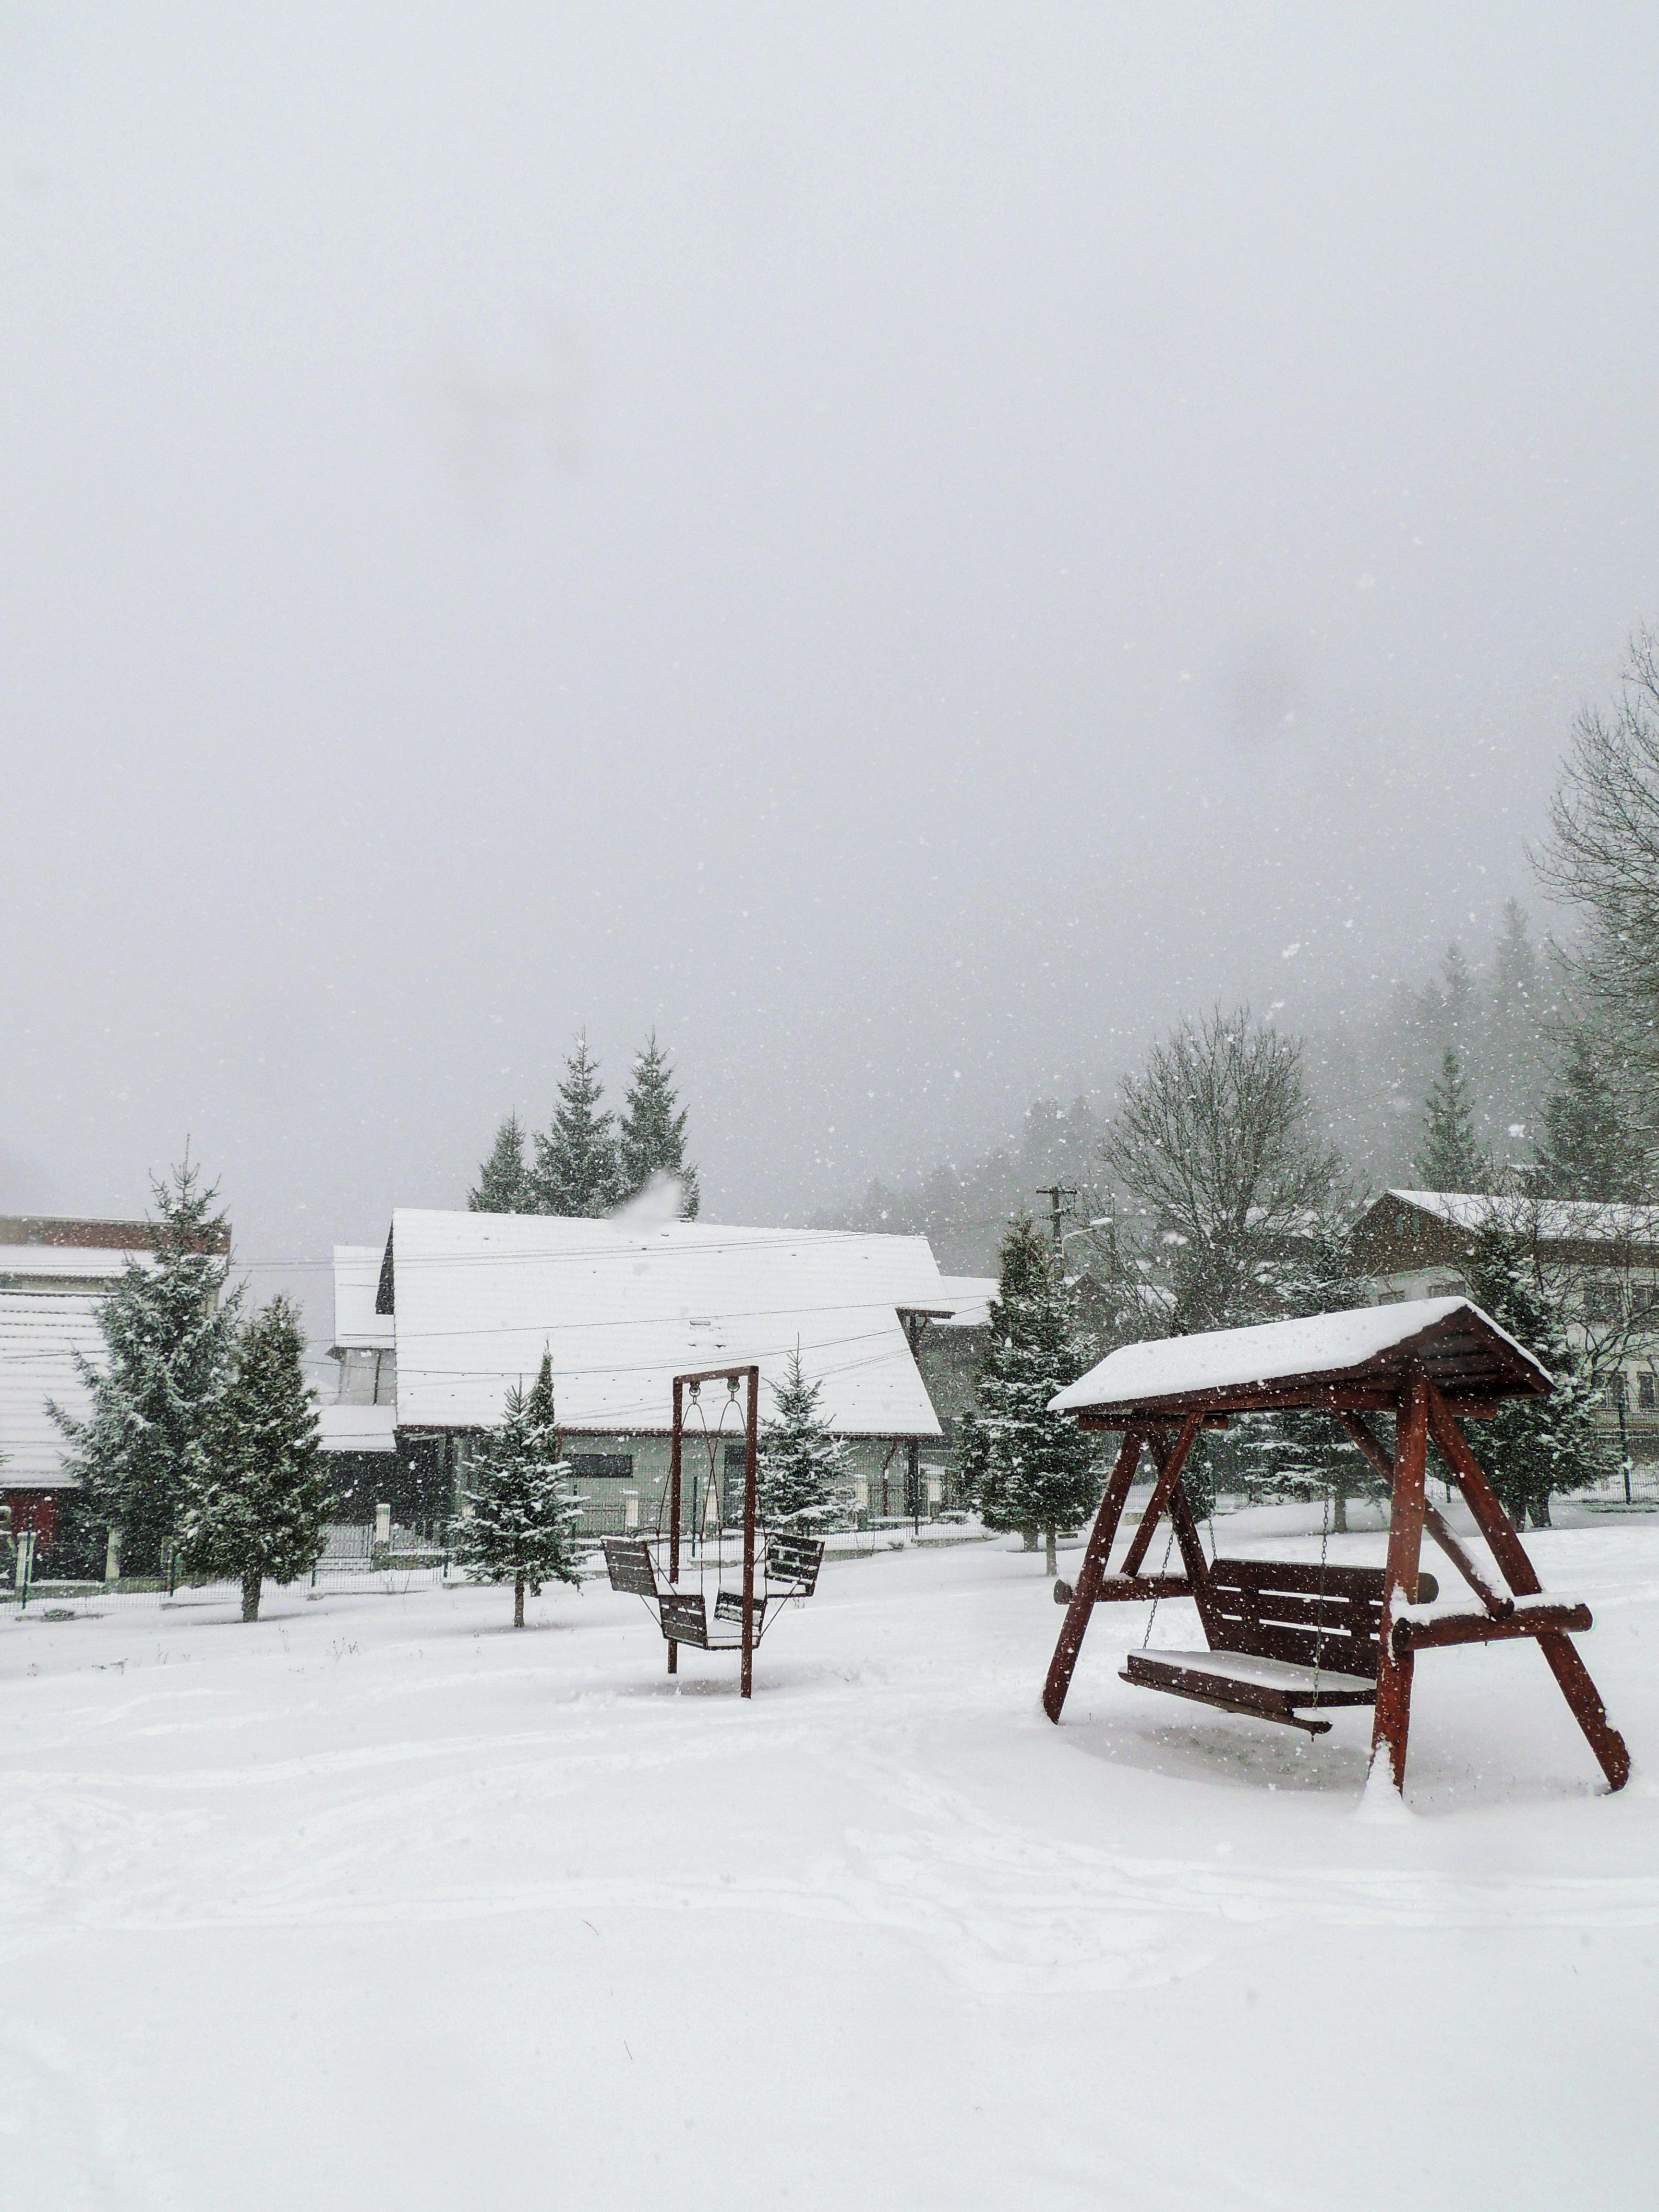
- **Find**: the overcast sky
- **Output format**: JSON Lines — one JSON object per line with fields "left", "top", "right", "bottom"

{"left": 4, "top": 6, "right": 1658, "bottom": 1302}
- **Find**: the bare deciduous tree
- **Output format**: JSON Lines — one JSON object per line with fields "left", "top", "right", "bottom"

{"left": 1103, "top": 1008, "right": 1344, "bottom": 1333}
{"left": 1538, "top": 630, "right": 1659, "bottom": 1100}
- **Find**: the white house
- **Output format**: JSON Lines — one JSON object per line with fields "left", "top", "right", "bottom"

{"left": 323, "top": 1209, "right": 991, "bottom": 1538}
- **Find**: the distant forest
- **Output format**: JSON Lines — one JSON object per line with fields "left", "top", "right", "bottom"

{"left": 820, "top": 899, "right": 1568, "bottom": 1276}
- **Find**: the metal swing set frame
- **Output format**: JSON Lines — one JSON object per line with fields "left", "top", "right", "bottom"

{"left": 601, "top": 1365, "right": 825, "bottom": 1698}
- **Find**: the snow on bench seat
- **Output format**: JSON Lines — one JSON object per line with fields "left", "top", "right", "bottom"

{"left": 1127, "top": 1649, "right": 1376, "bottom": 1697}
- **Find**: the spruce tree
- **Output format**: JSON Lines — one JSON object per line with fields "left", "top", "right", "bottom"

{"left": 1413, "top": 1049, "right": 1492, "bottom": 1190}
{"left": 470, "top": 1112, "right": 534, "bottom": 1213}
{"left": 179, "top": 1297, "right": 336, "bottom": 1622}
{"left": 531, "top": 1037, "right": 621, "bottom": 1216}
{"left": 618, "top": 1036, "right": 699, "bottom": 1216}
{"left": 1464, "top": 1221, "right": 1606, "bottom": 1527}
{"left": 757, "top": 1348, "right": 855, "bottom": 1532}
{"left": 1534, "top": 1033, "right": 1646, "bottom": 1201}
{"left": 959, "top": 1215, "right": 1100, "bottom": 1574}
{"left": 51, "top": 1158, "right": 241, "bottom": 1577}
{"left": 452, "top": 1352, "right": 582, "bottom": 1626}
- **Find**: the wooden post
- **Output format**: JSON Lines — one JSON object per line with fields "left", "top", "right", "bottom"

{"left": 1425, "top": 1385, "right": 1630, "bottom": 1791}
{"left": 741, "top": 1365, "right": 760, "bottom": 1700}
{"left": 1043, "top": 1431, "right": 1142, "bottom": 1722}
{"left": 1369, "top": 1373, "right": 1429, "bottom": 1793}
{"left": 668, "top": 1376, "right": 682, "bottom": 1677}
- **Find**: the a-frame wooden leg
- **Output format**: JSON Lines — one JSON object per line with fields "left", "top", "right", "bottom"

{"left": 1426, "top": 1386, "right": 1631, "bottom": 1792}
{"left": 1043, "top": 1430, "right": 1142, "bottom": 1723}
{"left": 1118, "top": 1414, "right": 1202, "bottom": 1579}
{"left": 1370, "top": 1374, "right": 1429, "bottom": 1792}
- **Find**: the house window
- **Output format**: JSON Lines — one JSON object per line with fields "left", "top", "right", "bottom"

{"left": 721, "top": 1442, "right": 749, "bottom": 1525}
{"left": 1631, "top": 1285, "right": 1659, "bottom": 1318}
{"left": 566, "top": 1454, "right": 635, "bottom": 1484}
{"left": 1584, "top": 1283, "right": 1623, "bottom": 1323}
{"left": 1641, "top": 1374, "right": 1657, "bottom": 1413}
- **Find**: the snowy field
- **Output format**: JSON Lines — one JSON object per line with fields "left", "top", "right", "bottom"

{"left": 4, "top": 1515, "right": 1658, "bottom": 2212}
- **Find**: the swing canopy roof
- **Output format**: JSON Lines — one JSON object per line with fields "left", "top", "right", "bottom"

{"left": 1049, "top": 1297, "right": 1552, "bottom": 1426}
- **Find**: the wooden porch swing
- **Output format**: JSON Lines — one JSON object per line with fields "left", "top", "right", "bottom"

{"left": 1041, "top": 1298, "right": 1630, "bottom": 1794}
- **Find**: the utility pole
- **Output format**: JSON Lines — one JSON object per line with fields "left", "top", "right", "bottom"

{"left": 1034, "top": 1185, "right": 1077, "bottom": 1251}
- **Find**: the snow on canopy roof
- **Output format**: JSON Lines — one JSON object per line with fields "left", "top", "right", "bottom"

{"left": 385, "top": 1210, "right": 947, "bottom": 1437}
{"left": 0, "top": 1290, "right": 108, "bottom": 1487}
{"left": 333, "top": 1246, "right": 395, "bottom": 1353}
{"left": 1380, "top": 1190, "right": 1659, "bottom": 1244}
{"left": 1049, "top": 1297, "right": 1551, "bottom": 1422}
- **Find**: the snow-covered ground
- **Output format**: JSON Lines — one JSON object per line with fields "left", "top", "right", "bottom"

{"left": 4, "top": 1514, "right": 1657, "bottom": 2211}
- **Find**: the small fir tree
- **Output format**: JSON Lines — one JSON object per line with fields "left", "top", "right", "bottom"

{"left": 757, "top": 1349, "right": 855, "bottom": 1532}
{"left": 51, "top": 1157, "right": 241, "bottom": 1577}
{"left": 1414, "top": 1049, "right": 1492, "bottom": 1191}
{"left": 960, "top": 1215, "right": 1100, "bottom": 1574}
{"left": 179, "top": 1296, "right": 335, "bottom": 1622}
{"left": 1464, "top": 1220, "right": 1607, "bottom": 1528}
{"left": 1534, "top": 1033, "right": 1646, "bottom": 1201}
{"left": 618, "top": 1036, "right": 699, "bottom": 1216}
{"left": 470, "top": 1112, "right": 535, "bottom": 1213}
{"left": 531, "top": 1037, "right": 621, "bottom": 1216}
{"left": 452, "top": 1352, "right": 582, "bottom": 1626}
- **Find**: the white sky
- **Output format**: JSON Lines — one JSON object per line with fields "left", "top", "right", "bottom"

{"left": 4, "top": 6, "right": 1658, "bottom": 1298}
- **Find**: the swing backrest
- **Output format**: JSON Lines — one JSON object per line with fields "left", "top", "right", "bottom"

{"left": 1205, "top": 1560, "right": 1388, "bottom": 1680}
{"left": 601, "top": 1538, "right": 660, "bottom": 1599}
{"left": 766, "top": 1535, "right": 825, "bottom": 1595}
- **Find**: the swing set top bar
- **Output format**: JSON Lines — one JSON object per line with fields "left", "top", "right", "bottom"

{"left": 675, "top": 1363, "right": 762, "bottom": 1389}
{"left": 1049, "top": 1296, "right": 1550, "bottom": 1426}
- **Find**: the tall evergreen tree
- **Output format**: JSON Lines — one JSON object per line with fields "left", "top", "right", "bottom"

{"left": 470, "top": 1112, "right": 534, "bottom": 1213}
{"left": 1413, "top": 1049, "right": 1492, "bottom": 1190}
{"left": 179, "top": 1296, "right": 335, "bottom": 1622}
{"left": 531, "top": 1037, "right": 621, "bottom": 1216}
{"left": 452, "top": 1352, "right": 582, "bottom": 1626}
{"left": 1534, "top": 1032, "right": 1647, "bottom": 1200}
{"left": 1464, "top": 1220, "right": 1607, "bottom": 1527}
{"left": 617, "top": 1036, "right": 699, "bottom": 1216}
{"left": 51, "top": 1158, "right": 241, "bottom": 1576}
{"left": 757, "top": 1348, "right": 854, "bottom": 1532}
{"left": 960, "top": 1215, "right": 1100, "bottom": 1574}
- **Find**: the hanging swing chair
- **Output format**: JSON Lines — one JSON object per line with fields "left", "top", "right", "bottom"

{"left": 600, "top": 1364, "right": 826, "bottom": 1697}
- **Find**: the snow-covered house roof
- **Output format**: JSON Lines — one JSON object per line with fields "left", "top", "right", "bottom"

{"left": 1362, "top": 1190, "right": 1659, "bottom": 1248}
{"left": 929, "top": 1275, "right": 999, "bottom": 1331}
{"left": 332, "top": 1245, "right": 396, "bottom": 1353}
{"left": 381, "top": 1210, "right": 951, "bottom": 1437}
{"left": 1049, "top": 1297, "right": 1551, "bottom": 1424}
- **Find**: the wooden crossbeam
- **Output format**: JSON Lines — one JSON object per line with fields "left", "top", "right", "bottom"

{"left": 1393, "top": 1602, "right": 1592, "bottom": 1654}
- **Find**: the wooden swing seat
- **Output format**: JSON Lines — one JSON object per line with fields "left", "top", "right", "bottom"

{"left": 1122, "top": 1649, "right": 1376, "bottom": 1735}
{"left": 1121, "top": 1556, "right": 1398, "bottom": 1733}
{"left": 657, "top": 1587, "right": 767, "bottom": 1651}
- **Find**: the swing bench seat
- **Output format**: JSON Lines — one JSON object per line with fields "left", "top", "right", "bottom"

{"left": 1119, "top": 1559, "right": 1433, "bottom": 1736}
{"left": 658, "top": 1588, "right": 767, "bottom": 1651}
{"left": 1122, "top": 1649, "right": 1376, "bottom": 1736}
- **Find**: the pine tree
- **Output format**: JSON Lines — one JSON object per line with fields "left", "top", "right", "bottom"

{"left": 960, "top": 1215, "right": 1101, "bottom": 1574}
{"left": 452, "top": 1352, "right": 582, "bottom": 1626}
{"left": 1534, "top": 1032, "right": 1646, "bottom": 1201}
{"left": 50, "top": 1158, "right": 241, "bottom": 1577}
{"left": 757, "top": 1348, "right": 855, "bottom": 1532}
{"left": 617, "top": 1036, "right": 699, "bottom": 1216}
{"left": 179, "top": 1297, "right": 336, "bottom": 1622}
{"left": 470, "top": 1112, "right": 534, "bottom": 1213}
{"left": 1464, "top": 1221, "right": 1607, "bottom": 1527}
{"left": 531, "top": 1037, "right": 621, "bottom": 1216}
{"left": 1413, "top": 1049, "right": 1492, "bottom": 1191}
